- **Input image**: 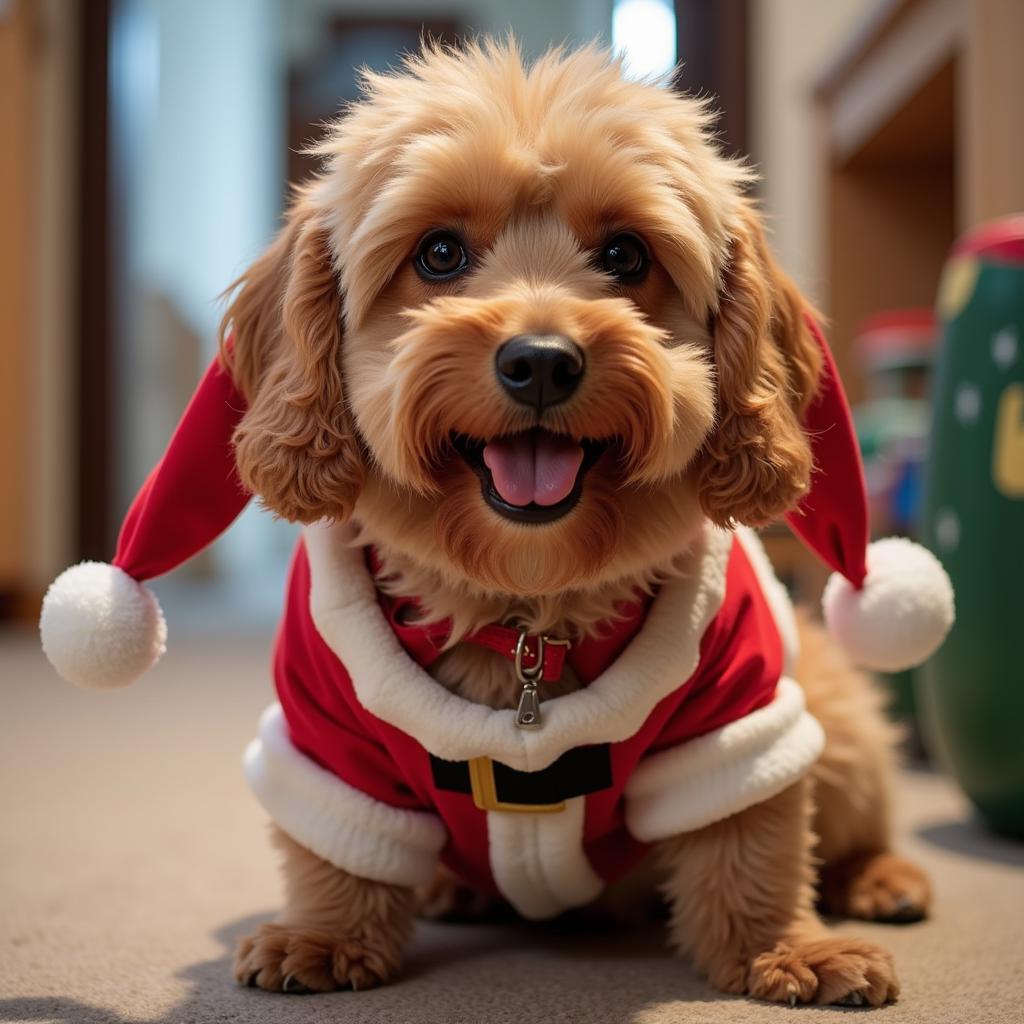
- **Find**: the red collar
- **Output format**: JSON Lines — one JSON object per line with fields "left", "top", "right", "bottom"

{"left": 367, "top": 548, "right": 651, "bottom": 686}
{"left": 381, "top": 594, "right": 571, "bottom": 682}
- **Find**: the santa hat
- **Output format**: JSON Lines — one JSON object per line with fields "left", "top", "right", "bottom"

{"left": 40, "top": 359, "right": 249, "bottom": 689}
{"left": 40, "top": 321, "right": 953, "bottom": 689}
{"left": 788, "top": 319, "right": 953, "bottom": 671}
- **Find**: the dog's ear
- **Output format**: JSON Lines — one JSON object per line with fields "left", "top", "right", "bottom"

{"left": 219, "top": 201, "right": 364, "bottom": 523}
{"left": 697, "top": 202, "right": 823, "bottom": 527}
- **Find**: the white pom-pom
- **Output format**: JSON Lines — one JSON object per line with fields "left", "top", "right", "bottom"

{"left": 823, "top": 538, "right": 954, "bottom": 672}
{"left": 39, "top": 562, "right": 167, "bottom": 690}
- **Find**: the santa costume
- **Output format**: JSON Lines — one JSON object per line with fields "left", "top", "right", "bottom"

{"left": 39, "top": 319, "right": 954, "bottom": 919}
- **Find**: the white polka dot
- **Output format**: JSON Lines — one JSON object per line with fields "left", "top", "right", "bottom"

{"left": 954, "top": 383, "right": 981, "bottom": 424}
{"left": 992, "top": 327, "right": 1018, "bottom": 370}
{"left": 935, "top": 508, "right": 960, "bottom": 552}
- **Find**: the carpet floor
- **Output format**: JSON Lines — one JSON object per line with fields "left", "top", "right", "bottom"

{"left": 2, "top": 628, "right": 1022, "bottom": 1024}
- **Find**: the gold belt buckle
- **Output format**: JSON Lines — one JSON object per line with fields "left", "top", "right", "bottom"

{"left": 467, "top": 756, "right": 565, "bottom": 814}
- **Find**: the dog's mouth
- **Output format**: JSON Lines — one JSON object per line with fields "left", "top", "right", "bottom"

{"left": 452, "top": 429, "right": 609, "bottom": 524}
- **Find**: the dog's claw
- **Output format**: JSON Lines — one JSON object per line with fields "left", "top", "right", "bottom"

{"left": 884, "top": 894, "right": 924, "bottom": 923}
{"left": 282, "top": 974, "right": 312, "bottom": 994}
{"left": 837, "top": 990, "right": 866, "bottom": 1007}
{"left": 787, "top": 986, "right": 798, "bottom": 1007}
{"left": 245, "top": 971, "right": 259, "bottom": 988}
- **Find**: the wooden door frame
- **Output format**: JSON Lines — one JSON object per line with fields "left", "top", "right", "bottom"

{"left": 673, "top": 0, "right": 750, "bottom": 159}
{"left": 78, "top": 0, "right": 114, "bottom": 560}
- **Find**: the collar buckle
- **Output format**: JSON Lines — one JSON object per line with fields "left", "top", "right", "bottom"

{"left": 513, "top": 629, "right": 571, "bottom": 730}
{"left": 512, "top": 628, "right": 571, "bottom": 684}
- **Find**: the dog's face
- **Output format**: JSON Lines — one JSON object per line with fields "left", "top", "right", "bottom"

{"left": 224, "top": 43, "right": 821, "bottom": 596}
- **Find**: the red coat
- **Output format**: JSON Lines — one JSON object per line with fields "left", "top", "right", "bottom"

{"left": 244, "top": 523, "right": 824, "bottom": 920}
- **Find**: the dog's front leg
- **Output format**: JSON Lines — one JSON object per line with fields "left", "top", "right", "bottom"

{"left": 656, "top": 778, "right": 900, "bottom": 1006}
{"left": 234, "top": 826, "right": 416, "bottom": 993}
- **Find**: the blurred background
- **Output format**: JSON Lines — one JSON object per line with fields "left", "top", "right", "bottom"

{"left": 1, "top": 0, "right": 1023, "bottom": 814}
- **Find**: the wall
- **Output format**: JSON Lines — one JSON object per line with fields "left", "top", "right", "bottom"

{"left": 0, "top": 0, "right": 33, "bottom": 590}
{"left": 112, "top": 0, "right": 284, "bottom": 507}
{"left": 0, "top": 0, "right": 77, "bottom": 595}
{"left": 749, "top": 0, "right": 877, "bottom": 303}
{"left": 285, "top": 0, "right": 612, "bottom": 66}
{"left": 110, "top": 0, "right": 288, "bottom": 591}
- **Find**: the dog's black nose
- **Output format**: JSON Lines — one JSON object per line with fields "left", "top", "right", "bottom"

{"left": 495, "top": 334, "right": 585, "bottom": 411}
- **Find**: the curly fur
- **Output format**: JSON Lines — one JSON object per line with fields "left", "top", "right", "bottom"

{"left": 697, "top": 205, "right": 824, "bottom": 527}
{"left": 225, "top": 39, "right": 928, "bottom": 1006}
{"left": 220, "top": 207, "right": 364, "bottom": 523}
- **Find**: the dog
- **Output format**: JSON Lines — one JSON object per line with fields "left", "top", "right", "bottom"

{"left": 218, "top": 40, "right": 930, "bottom": 1005}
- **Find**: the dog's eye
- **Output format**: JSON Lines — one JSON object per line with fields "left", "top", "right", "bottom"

{"left": 416, "top": 231, "right": 469, "bottom": 281}
{"left": 600, "top": 233, "right": 649, "bottom": 283}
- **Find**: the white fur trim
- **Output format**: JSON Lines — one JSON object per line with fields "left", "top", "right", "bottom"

{"left": 243, "top": 703, "right": 447, "bottom": 887}
{"left": 305, "top": 522, "right": 733, "bottom": 772}
{"left": 39, "top": 562, "right": 167, "bottom": 689}
{"left": 734, "top": 527, "right": 799, "bottom": 674}
{"left": 823, "top": 537, "right": 955, "bottom": 672}
{"left": 486, "top": 797, "right": 605, "bottom": 920}
{"left": 624, "top": 678, "right": 825, "bottom": 841}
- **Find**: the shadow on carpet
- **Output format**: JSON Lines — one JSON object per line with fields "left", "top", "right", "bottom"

{"left": 0, "top": 913, "right": 765, "bottom": 1024}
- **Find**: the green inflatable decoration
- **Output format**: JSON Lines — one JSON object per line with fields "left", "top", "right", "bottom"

{"left": 920, "top": 216, "right": 1024, "bottom": 837}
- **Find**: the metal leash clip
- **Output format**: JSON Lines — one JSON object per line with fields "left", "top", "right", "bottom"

{"left": 513, "top": 629, "right": 570, "bottom": 730}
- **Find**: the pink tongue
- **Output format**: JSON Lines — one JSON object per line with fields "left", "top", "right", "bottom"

{"left": 482, "top": 433, "right": 584, "bottom": 507}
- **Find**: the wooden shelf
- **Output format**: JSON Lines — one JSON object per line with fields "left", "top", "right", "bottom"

{"left": 816, "top": 0, "right": 963, "bottom": 167}
{"left": 814, "top": 0, "right": 1024, "bottom": 407}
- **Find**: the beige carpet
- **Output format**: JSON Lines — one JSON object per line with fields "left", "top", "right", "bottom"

{"left": 2, "top": 627, "right": 1022, "bottom": 1024}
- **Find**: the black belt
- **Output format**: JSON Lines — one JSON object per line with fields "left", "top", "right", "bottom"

{"left": 430, "top": 744, "right": 612, "bottom": 813}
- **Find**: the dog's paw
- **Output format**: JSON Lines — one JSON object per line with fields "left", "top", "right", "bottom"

{"left": 234, "top": 922, "right": 401, "bottom": 993}
{"left": 416, "top": 871, "right": 508, "bottom": 922}
{"left": 747, "top": 935, "right": 900, "bottom": 1006}
{"left": 820, "top": 852, "right": 932, "bottom": 923}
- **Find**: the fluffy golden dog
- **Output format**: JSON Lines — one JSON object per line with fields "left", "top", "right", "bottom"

{"left": 224, "top": 40, "right": 929, "bottom": 1005}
